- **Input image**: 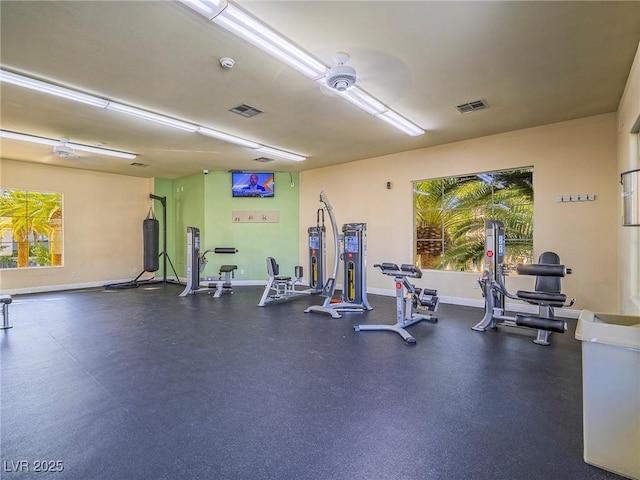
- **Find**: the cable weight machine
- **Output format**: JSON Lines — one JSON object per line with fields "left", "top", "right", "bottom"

{"left": 304, "top": 192, "right": 372, "bottom": 318}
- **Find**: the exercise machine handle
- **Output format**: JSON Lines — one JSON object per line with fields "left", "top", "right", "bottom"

{"left": 213, "top": 247, "right": 238, "bottom": 254}
{"left": 515, "top": 263, "right": 571, "bottom": 277}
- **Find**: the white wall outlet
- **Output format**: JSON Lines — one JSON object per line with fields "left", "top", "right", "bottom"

{"left": 71, "top": 271, "right": 77, "bottom": 278}
{"left": 240, "top": 269, "right": 245, "bottom": 275}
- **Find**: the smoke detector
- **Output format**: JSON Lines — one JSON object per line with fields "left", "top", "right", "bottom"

{"left": 219, "top": 57, "right": 235, "bottom": 69}
{"left": 326, "top": 52, "right": 356, "bottom": 92}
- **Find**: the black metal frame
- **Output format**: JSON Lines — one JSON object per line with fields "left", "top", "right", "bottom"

{"left": 105, "top": 194, "right": 181, "bottom": 289}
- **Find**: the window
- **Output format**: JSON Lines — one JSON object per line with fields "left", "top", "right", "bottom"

{"left": 0, "top": 189, "right": 63, "bottom": 269}
{"left": 414, "top": 168, "right": 533, "bottom": 271}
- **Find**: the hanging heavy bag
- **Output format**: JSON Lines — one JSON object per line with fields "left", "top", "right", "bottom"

{"left": 143, "top": 209, "right": 160, "bottom": 272}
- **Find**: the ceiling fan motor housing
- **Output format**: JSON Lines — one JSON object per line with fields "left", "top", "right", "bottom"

{"left": 53, "top": 145, "right": 76, "bottom": 158}
{"left": 326, "top": 64, "right": 357, "bottom": 91}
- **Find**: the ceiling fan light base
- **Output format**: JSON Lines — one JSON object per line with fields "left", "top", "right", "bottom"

{"left": 326, "top": 64, "right": 357, "bottom": 92}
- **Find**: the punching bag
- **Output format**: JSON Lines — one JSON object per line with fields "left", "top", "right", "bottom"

{"left": 143, "top": 213, "right": 160, "bottom": 272}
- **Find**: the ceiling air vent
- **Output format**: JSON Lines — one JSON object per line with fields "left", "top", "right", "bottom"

{"left": 456, "top": 100, "right": 488, "bottom": 114}
{"left": 130, "top": 162, "right": 148, "bottom": 167}
{"left": 254, "top": 157, "right": 274, "bottom": 163}
{"left": 230, "top": 104, "right": 264, "bottom": 118}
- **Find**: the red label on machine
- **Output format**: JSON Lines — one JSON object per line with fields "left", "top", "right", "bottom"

{"left": 487, "top": 250, "right": 494, "bottom": 258}
{"left": 396, "top": 282, "right": 402, "bottom": 289}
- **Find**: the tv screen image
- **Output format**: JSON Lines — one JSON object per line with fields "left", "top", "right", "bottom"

{"left": 232, "top": 172, "right": 274, "bottom": 198}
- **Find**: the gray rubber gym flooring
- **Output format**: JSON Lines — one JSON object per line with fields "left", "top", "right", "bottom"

{"left": 0, "top": 284, "right": 625, "bottom": 479}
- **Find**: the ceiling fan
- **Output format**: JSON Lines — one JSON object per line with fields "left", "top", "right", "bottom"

{"left": 325, "top": 52, "right": 357, "bottom": 92}
{"left": 52, "top": 138, "right": 79, "bottom": 159}
{"left": 0, "top": 130, "right": 136, "bottom": 160}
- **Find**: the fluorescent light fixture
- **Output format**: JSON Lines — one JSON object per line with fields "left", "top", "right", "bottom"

{"left": 2, "top": 67, "right": 304, "bottom": 161}
{"left": 1, "top": 130, "right": 136, "bottom": 159}
{"left": 180, "top": 0, "right": 425, "bottom": 137}
{"left": 0, "top": 69, "right": 110, "bottom": 108}
{"left": 255, "top": 146, "right": 305, "bottom": 162}
{"left": 0, "top": 130, "right": 59, "bottom": 146}
{"left": 180, "top": 0, "right": 326, "bottom": 80}
{"left": 340, "top": 86, "right": 388, "bottom": 115}
{"left": 179, "top": 0, "right": 225, "bottom": 19}
{"left": 197, "top": 127, "right": 260, "bottom": 148}
{"left": 106, "top": 103, "right": 199, "bottom": 133}
{"left": 67, "top": 142, "right": 136, "bottom": 159}
{"left": 375, "top": 110, "right": 425, "bottom": 137}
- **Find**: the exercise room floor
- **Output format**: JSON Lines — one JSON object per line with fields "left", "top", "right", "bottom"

{"left": 0, "top": 284, "right": 625, "bottom": 480}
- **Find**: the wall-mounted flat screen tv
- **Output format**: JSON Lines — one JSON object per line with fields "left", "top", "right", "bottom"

{"left": 231, "top": 172, "right": 274, "bottom": 198}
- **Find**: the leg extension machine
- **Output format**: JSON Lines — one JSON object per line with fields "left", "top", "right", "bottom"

{"left": 472, "top": 219, "right": 575, "bottom": 345}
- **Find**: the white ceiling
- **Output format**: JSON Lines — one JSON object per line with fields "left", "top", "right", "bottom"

{"left": 1, "top": 1, "right": 639, "bottom": 179}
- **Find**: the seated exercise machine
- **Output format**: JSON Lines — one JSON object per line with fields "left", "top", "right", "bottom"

{"left": 200, "top": 248, "right": 238, "bottom": 297}
{"left": 257, "top": 210, "right": 327, "bottom": 307}
{"left": 258, "top": 258, "right": 312, "bottom": 306}
{"left": 179, "top": 226, "right": 238, "bottom": 297}
{"left": 355, "top": 263, "right": 439, "bottom": 345}
{"left": 472, "top": 219, "right": 575, "bottom": 345}
{"left": 305, "top": 192, "right": 373, "bottom": 318}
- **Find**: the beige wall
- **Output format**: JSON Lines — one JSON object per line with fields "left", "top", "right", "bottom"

{"left": 0, "top": 160, "right": 153, "bottom": 293}
{"left": 617, "top": 42, "right": 640, "bottom": 315}
{"left": 300, "top": 113, "right": 619, "bottom": 314}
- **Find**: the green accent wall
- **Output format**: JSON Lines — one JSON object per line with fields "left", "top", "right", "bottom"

{"left": 155, "top": 171, "right": 299, "bottom": 281}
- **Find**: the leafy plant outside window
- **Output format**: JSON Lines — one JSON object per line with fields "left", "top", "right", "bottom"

{"left": 414, "top": 168, "right": 533, "bottom": 271}
{"left": 0, "top": 189, "right": 63, "bottom": 269}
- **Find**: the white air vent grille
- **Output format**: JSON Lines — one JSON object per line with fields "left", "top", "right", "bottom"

{"left": 456, "top": 100, "right": 488, "bottom": 114}
{"left": 230, "top": 104, "right": 264, "bottom": 118}
{"left": 254, "top": 157, "right": 274, "bottom": 163}
{"left": 130, "top": 162, "right": 148, "bottom": 167}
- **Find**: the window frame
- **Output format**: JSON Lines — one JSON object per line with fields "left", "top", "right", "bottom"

{"left": 0, "top": 188, "right": 64, "bottom": 269}
{"left": 413, "top": 167, "right": 534, "bottom": 272}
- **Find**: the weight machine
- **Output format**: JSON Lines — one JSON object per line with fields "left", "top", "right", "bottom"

{"left": 355, "top": 263, "right": 439, "bottom": 345}
{"left": 258, "top": 213, "right": 326, "bottom": 306}
{"left": 472, "top": 219, "right": 575, "bottom": 345}
{"left": 307, "top": 207, "right": 327, "bottom": 293}
{"left": 304, "top": 192, "right": 372, "bottom": 318}
{"left": 257, "top": 259, "right": 311, "bottom": 306}
{"left": 179, "top": 226, "right": 238, "bottom": 297}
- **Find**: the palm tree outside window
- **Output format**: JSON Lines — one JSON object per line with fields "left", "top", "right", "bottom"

{"left": 0, "top": 189, "right": 63, "bottom": 268}
{"left": 414, "top": 168, "right": 533, "bottom": 272}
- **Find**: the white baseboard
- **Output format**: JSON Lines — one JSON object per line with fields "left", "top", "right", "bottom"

{"left": 3, "top": 280, "right": 580, "bottom": 318}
